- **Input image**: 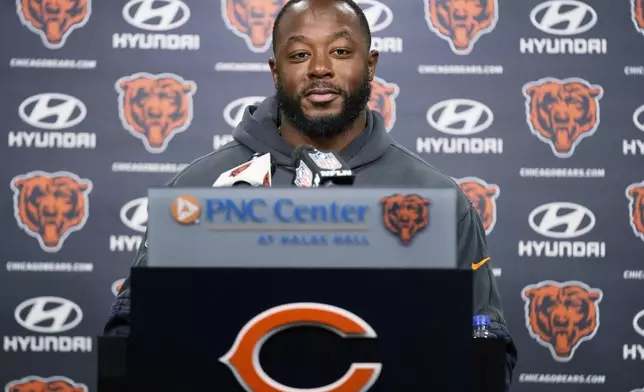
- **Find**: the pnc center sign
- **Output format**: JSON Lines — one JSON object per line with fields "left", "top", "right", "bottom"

{"left": 220, "top": 302, "right": 382, "bottom": 392}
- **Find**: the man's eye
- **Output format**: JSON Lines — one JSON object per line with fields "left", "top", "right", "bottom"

{"left": 290, "top": 52, "right": 309, "bottom": 60}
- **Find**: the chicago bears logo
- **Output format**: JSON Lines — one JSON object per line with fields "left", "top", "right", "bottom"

{"left": 523, "top": 77, "right": 603, "bottom": 159}
{"left": 424, "top": 0, "right": 498, "bottom": 55}
{"left": 521, "top": 280, "right": 602, "bottom": 362}
{"left": 221, "top": 0, "right": 289, "bottom": 53}
{"left": 116, "top": 72, "right": 197, "bottom": 154}
{"left": 16, "top": 0, "right": 92, "bottom": 50}
{"left": 5, "top": 375, "right": 88, "bottom": 392}
{"left": 632, "top": 0, "right": 644, "bottom": 35}
{"left": 380, "top": 194, "right": 430, "bottom": 245}
{"left": 456, "top": 176, "right": 499, "bottom": 235}
{"left": 626, "top": 180, "right": 644, "bottom": 242}
{"left": 10, "top": 171, "right": 92, "bottom": 253}
{"left": 368, "top": 76, "right": 400, "bottom": 133}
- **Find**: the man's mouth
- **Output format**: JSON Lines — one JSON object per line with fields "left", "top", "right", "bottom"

{"left": 305, "top": 88, "right": 339, "bottom": 104}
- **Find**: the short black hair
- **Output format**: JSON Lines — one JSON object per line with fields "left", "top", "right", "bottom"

{"left": 272, "top": 0, "right": 372, "bottom": 54}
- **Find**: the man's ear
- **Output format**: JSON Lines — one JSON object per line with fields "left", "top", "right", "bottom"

{"left": 269, "top": 57, "right": 278, "bottom": 89}
{"left": 367, "top": 50, "right": 379, "bottom": 81}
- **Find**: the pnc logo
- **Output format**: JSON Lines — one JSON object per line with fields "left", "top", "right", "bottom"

{"left": 120, "top": 197, "right": 148, "bottom": 233}
{"left": 220, "top": 302, "right": 381, "bottom": 392}
{"left": 116, "top": 72, "right": 197, "bottom": 154}
{"left": 633, "top": 104, "right": 644, "bottom": 133}
{"left": 424, "top": 0, "right": 498, "bottom": 55}
{"left": 368, "top": 76, "right": 399, "bottom": 133}
{"left": 10, "top": 171, "right": 93, "bottom": 253}
{"left": 521, "top": 280, "right": 602, "bottom": 362}
{"left": 626, "top": 180, "right": 644, "bottom": 242}
{"left": 224, "top": 96, "right": 266, "bottom": 128}
{"left": 523, "top": 77, "right": 603, "bottom": 158}
{"left": 456, "top": 176, "right": 500, "bottom": 235}
{"left": 5, "top": 375, "right": 88, "bottom": 392}
{"left": 530, "top": 0, "right": 598, "bottom": 36}
{"left": 355, "top": 0, "right": 393, "bottom": 33}
{"left": 122, "top": 0, "right": 190, "bottom": 31}
{"left": 18, "top": 93, "right": 87, "bottom": 130}
{"left": 632, "top": 0, "right": 644, "bottom": 35}
{"left": 15, "top": 296, "right": 83, "bottom": 334}
{"left": 380, "top": 194, "right": 430, "bottom": 245}
{"left": 171, "top": 195, "right": 201, "bottom": 224}
{"left": 221, "top": 0, "right": 289, "bottom": 53}
{"left": 427, "top": 99, "right": 494, "bottom": 136}
{"left": 16, "top": 0, "right": 92, "bottom": 49}
{"left": 528, "top": 202, "right": 595, "bottom": 239}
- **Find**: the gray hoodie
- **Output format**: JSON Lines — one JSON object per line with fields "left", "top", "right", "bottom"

{"left": 104, "top": 95, "right": 517, "bottom": 389}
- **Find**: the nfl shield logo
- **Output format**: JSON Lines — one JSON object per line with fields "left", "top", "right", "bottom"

{"left": 308, "top": 151, "right": 343, "bottom": 170}
{"left": 294, "top": 161, "right": 313, "bottom": 187}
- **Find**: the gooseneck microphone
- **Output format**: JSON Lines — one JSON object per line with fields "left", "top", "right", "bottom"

{"left": 290, "top": 145, "right": 355, "bottom": 187}
{"left": 212, "top": 153, "right": 276, "bottom": 187}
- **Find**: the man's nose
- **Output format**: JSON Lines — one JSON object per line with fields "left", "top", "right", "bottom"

{"left": 308, "top": 54, "right": 334, "bottom": 79}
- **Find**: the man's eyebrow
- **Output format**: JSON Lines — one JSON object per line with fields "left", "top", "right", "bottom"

{"left": 285, "top": 34, "right": 306, "bottom": 45}
{"left": 284, "top": 30, "right": 354, "bottom": 45}
{"left": 332, "top": 30, "right": 352, "bottom": 40}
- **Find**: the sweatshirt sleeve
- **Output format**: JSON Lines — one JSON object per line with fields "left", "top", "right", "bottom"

{"left": 103, "top": 230, "right": 148, "bottom": 337}
{"left": 457, "top": 205, "right": 518, "bottom": 391}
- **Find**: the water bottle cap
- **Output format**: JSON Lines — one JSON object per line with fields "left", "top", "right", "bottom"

{"left": 473, "top": 314, "right": 491, "bottom": 326}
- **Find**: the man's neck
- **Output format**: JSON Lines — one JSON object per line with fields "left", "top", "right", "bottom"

{"left": 279, "top": 111, "right": 367, "bottom": 151}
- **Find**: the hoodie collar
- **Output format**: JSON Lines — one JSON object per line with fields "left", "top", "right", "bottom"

{"left": 232, "top": 95, "right": 393, "bottom": 169}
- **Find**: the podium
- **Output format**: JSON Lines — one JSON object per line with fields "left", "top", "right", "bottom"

{"left": 98, "top": 187, "right": 506, "bottom": 391}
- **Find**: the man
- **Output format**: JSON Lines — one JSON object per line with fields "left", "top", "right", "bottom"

{"left": 105, "top": 0, "right": 517, "bottom": 388}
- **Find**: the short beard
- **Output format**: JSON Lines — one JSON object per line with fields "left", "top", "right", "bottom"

{"left": 276, "top": 73, "right": 372, "bottom": 140}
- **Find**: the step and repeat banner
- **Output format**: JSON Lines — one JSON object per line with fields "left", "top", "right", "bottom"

{"left": 0, "top": 0, "right": 643, "bottom": 391}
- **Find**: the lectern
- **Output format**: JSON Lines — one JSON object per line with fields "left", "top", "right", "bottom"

{"left": 98, "top": 187, "right": 506, "bottom": 391}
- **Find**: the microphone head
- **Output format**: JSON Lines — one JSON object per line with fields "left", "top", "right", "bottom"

{"left": 291, "top": 144, "right": 314, "bottom": 166}
{"left": 290, "top": 145, "right": 354, "bottom": 187}
{"left": 252, "top": 151, "right": 277, "bottom": 175}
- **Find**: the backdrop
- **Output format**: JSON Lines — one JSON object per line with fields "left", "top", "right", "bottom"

{"left": 1, "top": 0, "right": 643, "bottom": 391}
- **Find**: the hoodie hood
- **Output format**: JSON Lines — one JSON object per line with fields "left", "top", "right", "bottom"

{"left": 232, "top": 95, "right": 394, "bottom": 170}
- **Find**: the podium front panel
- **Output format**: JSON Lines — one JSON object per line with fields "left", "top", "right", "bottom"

{"left": 147, "top": 187, "right": 458, "bottom": 269}
{"left": 127, "top": 267, "right": 473, "bottom": 391}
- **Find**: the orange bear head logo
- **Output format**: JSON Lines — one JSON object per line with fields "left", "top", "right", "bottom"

{"left": 424, "top": 0, "right": 498, "bottom": 55}
{"left": 6, "top": 375, "right": 88, "bottom": 392}
{"left": 222, "top": 0, "right": 289, "bottom": 53}
{"left": 522, "top": 280, "right": 602, "bottom": 362}
{"left": 380, "top": 194, "right": 431, "bottom": 245}
{"left": 116, "top": 72, "right": 197, "bottom": 154}
{"left": 368, "top": 76, "right": 400, "bottom": 133}
{"left": 632, "top": 0, "right": 644, "bottom": 34}
{"left": 523, "top": 77, "right": 603, "bottom": 158}
{"left": 10, "top": 171, "right": 92, "bottom": 253}
{"left": 456, "top": 176, "right": 500, "bottom": 235}
{"left": 626, "top": 181, "right": 644, "bottom": 242}
{"left": 16, "top": 0, "right": 91, "bottom": 49}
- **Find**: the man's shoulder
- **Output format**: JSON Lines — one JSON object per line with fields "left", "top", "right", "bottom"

{"left": 384, "top": 143, "right": 473, "bottom": 217}
{"left": 166, "top": 141, "right": 254, "bottom": 187}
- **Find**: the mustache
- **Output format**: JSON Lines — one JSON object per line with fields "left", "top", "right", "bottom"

{"left": 301, "top": 81, "right": 344, "bottom": 96}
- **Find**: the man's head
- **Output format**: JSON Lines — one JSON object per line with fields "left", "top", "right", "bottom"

{"left": 269, "top": 0, "right": 378, "bottom": 139}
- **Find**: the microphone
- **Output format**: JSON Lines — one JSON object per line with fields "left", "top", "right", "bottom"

{"left": 212, "top": 152, "right": 275, "bottom": 187}
{"left": 290, "top": 145, "right": 355, "bottom": 187}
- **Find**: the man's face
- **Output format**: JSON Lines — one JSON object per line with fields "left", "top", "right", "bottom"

{"left": 270, "top": 2, "right": 378, "bottom": 139}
